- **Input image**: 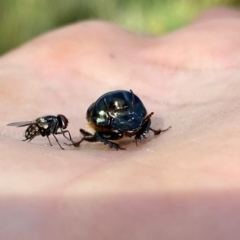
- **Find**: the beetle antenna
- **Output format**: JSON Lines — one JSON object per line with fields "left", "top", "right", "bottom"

{"left": 130, "top": 89, "right": 134, "bottom": 108}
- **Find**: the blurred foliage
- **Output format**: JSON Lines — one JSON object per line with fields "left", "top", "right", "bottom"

{"left": 0, "top": 0, "right": 239, "bottom": 54}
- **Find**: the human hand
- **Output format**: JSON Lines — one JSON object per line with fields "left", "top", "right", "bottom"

{"left": 1, "top": 8, "right": 240, "bottom": 240}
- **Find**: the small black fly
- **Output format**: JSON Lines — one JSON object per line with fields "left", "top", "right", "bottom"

{"left": 7, "top": 114, "right": 73, "bottom": 149}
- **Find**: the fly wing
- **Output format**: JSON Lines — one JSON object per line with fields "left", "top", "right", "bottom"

{"left": 7, "top": 121, "right": 37, "bottom": 127}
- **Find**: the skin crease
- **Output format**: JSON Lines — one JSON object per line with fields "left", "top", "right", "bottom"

{"left": 0, "top": 7, "right": 240, "bottom": 240}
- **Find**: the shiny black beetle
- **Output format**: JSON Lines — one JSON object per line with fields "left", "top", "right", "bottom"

{"left": 7, "top": 114, "right": 72, "bottom": 149}
{"left": 69, "top": 90, "right": 170, "bottom": 150}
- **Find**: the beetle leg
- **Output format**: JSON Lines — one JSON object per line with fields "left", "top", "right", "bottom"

{"left": 143, "top": 112, "right": 154, "bottom": 122}
{"left": 133, "top": 112, "right": 155, "bottom": 145}
{"left": 64, "top": 129, "right": 95, "bottom": 147}
{"left": 150, "top": 126, "right": 171, "bottom": 135}
{"left": 66, "top": 129, "right": 125, "bottom": 150}
{"left": 94, "top": 132, "right": 125, "bottom": 150}
{"left": 80, "top": 129, "right": 125, "bottom": 150}
{"left": 80, "top": 129, "right": 98, "bottom": 142}
{"left": 134, "top": 119, "right": 151, "bottom": 145}
{"left": 81, "top": 129, "right": 125, "bottom": 150}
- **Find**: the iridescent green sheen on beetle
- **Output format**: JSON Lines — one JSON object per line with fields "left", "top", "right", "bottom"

{"left": 71, "top": 90, "right": 170, "bottom": 150}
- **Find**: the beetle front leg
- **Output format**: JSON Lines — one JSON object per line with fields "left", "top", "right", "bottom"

{"left": 134, "top": 120, "right": 171, "bottom": 145}
{"left": 94, "top": 132, "right": 125, "bottom": 150}
{"left": 149, "top": 126, "right": 171, "bottom": 135}
{"left": 81, "top": 129, "right": 125, "bottom": 150}
{"left": 68, "top": 129, "right": 125, "bottom": 150}
{"left": 64, "top": 129, "right": 96, "bottom": 147}
{"left": 134, "top": 119, "right": 151, "bottom": 145}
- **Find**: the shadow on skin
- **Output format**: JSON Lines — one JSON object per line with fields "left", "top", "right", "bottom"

{"left": 0, "top": 190, "right": 239, "bottom": 240}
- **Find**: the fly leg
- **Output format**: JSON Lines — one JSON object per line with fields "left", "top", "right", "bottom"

{"left": 52, "top": 134, "right": 64, "bottom": 150}
{"left": 55, "top": 129, "right": 73, "bottom": 142}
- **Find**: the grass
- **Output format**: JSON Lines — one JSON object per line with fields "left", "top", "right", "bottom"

{"left": 0, "top": 0, "right": 239, "bottom": 54}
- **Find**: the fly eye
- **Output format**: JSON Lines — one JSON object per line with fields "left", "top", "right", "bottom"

{"left": 62, "top": 120, "right": 68, "bottom": 129}
{"left": 58, "top": 115, "right": 68, "bottom": 129}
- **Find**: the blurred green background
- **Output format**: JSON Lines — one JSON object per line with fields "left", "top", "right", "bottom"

{"left": 0, "top": 0, "right": 239, "bottom": 55}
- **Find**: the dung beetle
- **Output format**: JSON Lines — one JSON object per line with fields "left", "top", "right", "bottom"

{"left": 7, "top": 114, "right": 73, "bottom": 149}
{"left": 69, "top": 90, "right": 170, "bottom": 150}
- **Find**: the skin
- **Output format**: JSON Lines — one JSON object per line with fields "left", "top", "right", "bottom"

{"left": 0, "top": 7, "right": 240, "bottom": 240}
